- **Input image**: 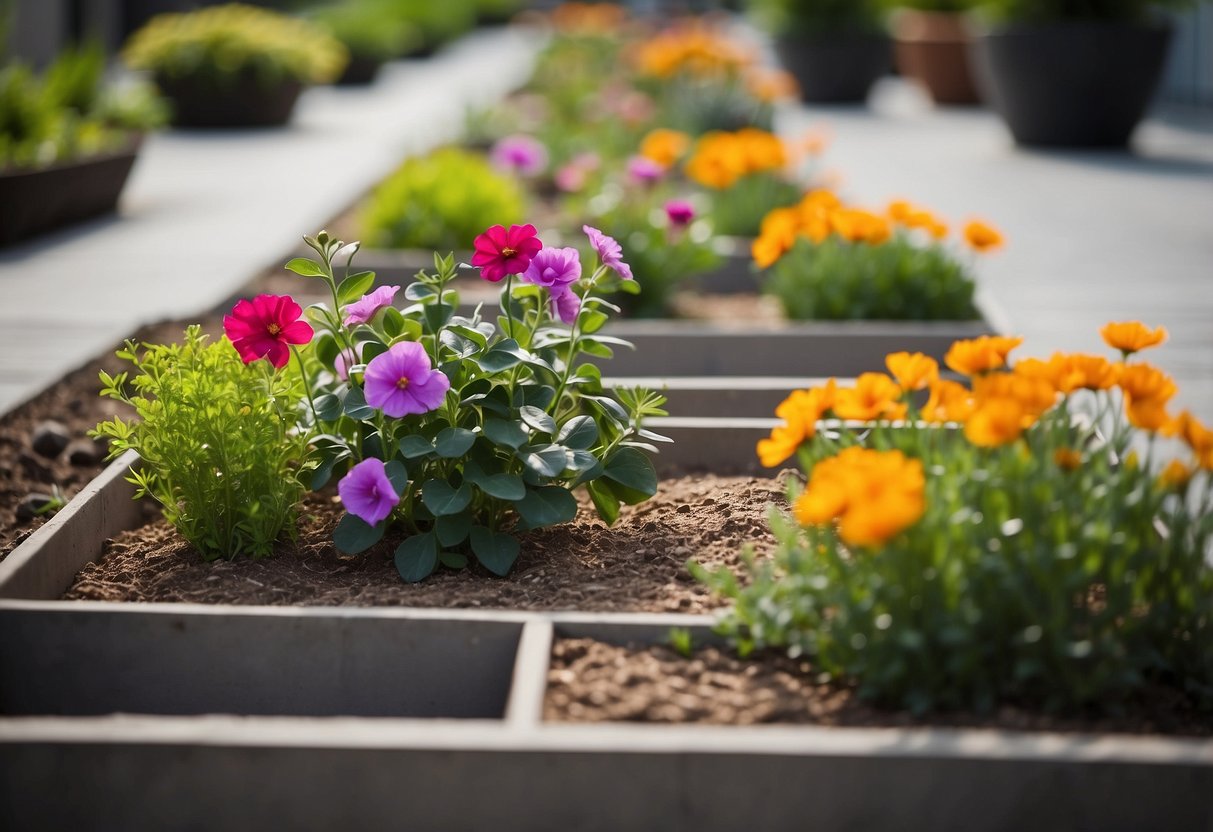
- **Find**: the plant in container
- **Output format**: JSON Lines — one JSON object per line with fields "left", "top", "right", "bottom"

{"left": 972, "top": 0, "right": 1194, "bottom": 146}
{"left": 312, "top": 1, "right": 421, "bottom": 85}
{"left": 697, "top": 323, "right": 1213, "bottom": 717}
{"left": 123, "top": 3, "right": 347, "bottom": 128}
{"left": 889, "top": 0, "right": 981, "bottom": 105}
{"left": 754, "top": 191, "right": 999, "bottom": 320}
{"left": 748, "top": 0, "right": 891, "bottom": 103}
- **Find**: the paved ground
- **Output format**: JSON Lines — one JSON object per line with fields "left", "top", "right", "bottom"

{"left": 0, "top": 26, "right": 540, "bottom": 413}
{"left": 781, "top": 83, "right": 1213, "bottom": 421}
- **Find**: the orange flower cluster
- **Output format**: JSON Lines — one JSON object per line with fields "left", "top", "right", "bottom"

{"left": 751, "top": 193, "right": 1004, "bottom": 269}
{"left": 639, "top": 128, "right": 691, "bottom": 167}
{"left": 633, "top": 25, "right": 753, "bottom": 79}
{"left": 794, "top": 447, "right": 926, "bottom": 548}
{"left": 549, "top": 2, "right": 627, "bottom": 32}
{"left": 685, "top": 128, "right": 789, "bottom": 190}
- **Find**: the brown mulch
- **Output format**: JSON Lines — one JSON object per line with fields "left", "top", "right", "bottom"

{"left": 64, "top": 473, "right": 782, "bottom": 611}
{"left": 544, "top": 639, "right": 1213, "bottom": 736}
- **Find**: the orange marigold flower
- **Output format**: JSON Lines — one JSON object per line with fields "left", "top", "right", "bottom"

{"left": 639, "top": 128, "right": 690, "bottom": 167}
{"left": 1053, "top": 448, "right": 1083, "bottom": 471}
{"left": 887, "top": 200, "right": 915, "bottom": 224}
{"left": 1047, "top": 352, "right": 1121, "bottom": 393}
{"left": 758, "top": 424, "right": 806, "bottom": 469}
{"left": 965, "top": 398, "right": 1030, "bottom": 447}
{"left": 923, "top": 379, "right": 975, "bottom": 423}
{"left": 751, "top": 207, "right": 801, "bottom": 268}
{"left": 944, "top": 335, "right": 1024, "bottom": 376}
{"left": 974, "top": 372, "right": 1057, "bottom": 421}
{"left": 1100, "top": 321, "right": 1168, "bottom": 355}
{"left": 794, "top": 447, "right": 926, "bottom": 547}
{"left": 1158, "top": 459, "right": 1193, "bottom": 490}
{"left": 802, "top": 189, "right": 841, "bottom": 211}
{"left": 829, "top": 209, "right": 891, "bottom": 245}
{"left": 1118, "top": 363, "right": 1176, "bottom": 432}
{"left": 833, "top": 373, "right": 907, "bottom": 421}
{"left": 1166, "top": 410, "right": 1213, "bottom": 469}
{"left": 886, "top": 351, "right": 939, "bottom": 392}
{"left": 757, "top": 382, "right": 836, "bottom": 467}
{"left": 746, "top": 67, "right": 798, "bottom": 102}
{"left": 963, "top": 220, "right": 1004, "bottom": 253}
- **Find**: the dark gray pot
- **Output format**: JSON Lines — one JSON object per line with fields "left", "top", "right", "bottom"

{"left": 974, "top": 22, "right": 1172, "bottom": 148}
{"left": 774, "top": 31, "right": 891, "bottom": 104}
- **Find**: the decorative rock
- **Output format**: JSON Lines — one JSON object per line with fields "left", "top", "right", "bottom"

{"left": 31, "top": 420, "right": 71, "bottom": 459}
{"left": 17, "top": 450, "right": 54, "bottom": 483}
{"left": 16, "top": 492, "right": 56, "bottom": 522}
{"left": 66, "top": 438, "right": 106, "bottom": 467}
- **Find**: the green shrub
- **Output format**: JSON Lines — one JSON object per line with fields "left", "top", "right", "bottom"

{"left": 361, "top": 148, "right": 526, "bottom": 250}
{"left": 123, "top": 3, "right": 348, "bottom": 87}
{"left": 748, "top": 0, "right": 888, "bottom": 34}
{"left": 312, "top": 1, "right": 421, "bottom": 61}
{"left": 92, "top": 326, "right": 310, "bottom": 561}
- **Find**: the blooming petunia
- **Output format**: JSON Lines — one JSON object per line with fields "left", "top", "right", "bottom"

{"left": 490, "top": 135, "right": 548, "bottom": 177}
{"left": 523, "top": 247, "right": 583, "bottom": 325}
{"left": 337, "top": 458, "right": 399, "bottom": 526}
{"left": 627, "top": 155, "right": 665, "bottom": 184}
{"left": 223, "top": 294, "right": 313, "bottom": 369}
{"left": 363, "top": 341, "right": 451, "bottom": 418}
{"left": 583, "top": 225, "right": 632, "bottom": 281}
{"left": 665, "top": 199, "right": 695, "bottom": 227}
{"left": 344, "top": 285, "right": 400, "bottom": 326}
{"left": 471, "top": 223, "right": 543, "bottom": 283}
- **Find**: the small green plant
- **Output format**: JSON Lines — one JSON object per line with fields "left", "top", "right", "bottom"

{"left": 123, "top": 3, "right": 347, "bottom": 87}
{"left": 312, "top": 1, "right": 421, "bottom": 62}
{"left": 92, "top": 326, "right": 311, "bottom": 560}
{"left": 361, "top": 148, "right": 527, "bottom": 250}
{"left": 749, "top": 0, "right": 888, "bottom": 34}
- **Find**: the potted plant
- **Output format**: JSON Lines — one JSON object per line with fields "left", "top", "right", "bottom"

{"left": 0, "top": 45, "right": 166, "bottom": 246}
{"left": 122, "top": 3, "right": 348, "bottom": 128}
{"left": 890, "top": 0, "right": 981, "bottom": 105}
{"left": 971, "top": 0, "right": 1191, "bottom": 146}
{"left": 312, "top": 1, "right": 421, "bottom": 86}
{"left": 748, "top": 0, "right": 891, "bottom": 104}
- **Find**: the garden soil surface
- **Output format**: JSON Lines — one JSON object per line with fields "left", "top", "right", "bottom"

{"left": 64, "top": 473, "right": 785, "bottom": 611}
{"left": 544, "top": 638, "right": 1213, "bottom": 736}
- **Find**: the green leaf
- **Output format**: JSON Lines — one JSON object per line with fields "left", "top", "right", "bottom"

{"left": 469, "top": 527, "right": 520, "bottom": 576}
{"left": 381, "top": 306, "right": 406, "bottom": 338}
{"left": 587, "top": 480, "right": 621, "bottom": 525}
{"left": 434, "top": 426, "right": 476, "bottom": 458}
{"left": 580, "top": 310, "right": 609, "bottom": 334}
{"left": 519, "top": 405, "right": 556, "bottom": 435}
{"left": 314, "top": 393, "right": 342, "bottom": 422}
{"left": 436, "top": 512, "right": 472, "bottom": 547}
{"left": 556, "top": 415, "right": 598, "bottom": 450}
{"left": 481, "top": 344, "right": 523, "bottom": 372}
{"left": 439, "top": 551, "right": 469, "bottom": 569}
{"left": 404, "top": 282, "right": 436, "bottom": 301}
{"left": 394, "top": 533, "right": 438, "bottom": 582}
{"left": 315, "top": 333, "right": 339, "bottom": 368}
{"left": 398, "top": 434, "right": 434, "bottom": 459}
{"left": 337, "top": 271, "right": 377, "bottom": 305}
{"left": 447, "top": 324, "right": 488, "bottom": 350}
{"left": 344, "top": 387, "right": 375, "bottom": 420}
{"left": 604, "top": 447, "right": 658, "bottom": 503}
{"left": 384, "top": 460, "right": 409, "bottom": 495}
{"left": 285, "top": 257, "right": 327, "bottom": 278}
{"left": 333, "top": 513, "right": 385, "bottom": 554}
{"left": 515, "top": 486, "right": 578, "bottom": 529}
{"left": 518, "top": 444, "right": 568, "bottom": 478}
{"left": 421, "top": 479, "right": 473, "bottom": 516}
{"left": 424, "top": 302, "right": 454, "bottom": 331}
{"left": 484, "top": 418, "right": 528, "bottom": 449}
{"left": 465, "top": 462, "right": 526, "bottom": 500}
{"left": 309, "top": 451, "right": 349, "bottom": 491}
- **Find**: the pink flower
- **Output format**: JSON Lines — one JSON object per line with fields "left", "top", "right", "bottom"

{"left": 490, "top": 135, "right": 548, "bottom": 177}
{"left": 334, "top": 343, "right": 365, "bottom": 381}
{"left": 582, "top": 225, "right": 632, "bottom": 281}
{"left": 344, "top": 285, "right": 400, "bottom": 326}
{"left": 665, "top": 199, "right": 695, "bottom": 226}
{"left": 471, "top": 223, "right": 543, "bottom": 283}
{"left": 551, "top": 288, "right": 581, "bottom": 325}
{"left": 363, "top": 341, "right": 450, "bottom": 418}
{"left": 627, "top": 155, "right": 665, "bottom": 185}
{"left": 223, "top": 294, "right": 313, "bottom": 369}
{"left": 523, "top": 246, "right": 582, "bottom": 325}
{"left": 338, "top": 458, "right": 399, "bottom": 526}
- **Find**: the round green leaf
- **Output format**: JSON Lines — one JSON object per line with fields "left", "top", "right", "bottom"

{"left": 344, "top": 387, "right": 376, "bottom": 420}
{"left": 398, "top": 434, "right": 435, "bottom": 459}
{"left": 514, "top": 486, "right": 578, "bottom": 529}
{"left": 313, "top": 393, "right": 342, "bottom": 423}
{"left": 469, "top": 526, "right": 520, "bottom": 577}
{"left": 484, "top": 418, "right": 528, "bottom": 449}
{"left": 518, "top": 445, "right": 568, "bottom": 479}
{"left": 333, "top": 513, "right": 386, "bottom": 554}
{"left": 394, "top": 533, "right": 438, "bottom": 582}
{"left": 439, "top": 551, "right": 469, "bottom": 569}
{"left": 465, "top": 463, "right": 526, "bottom": 500}
{"left": 520, "top": 405, "right": 556, "bottom": 435}
{"left": 337, "top": 271, "right": 376, "bottom": 306}
{"left": 556, "top": 415, "right": 598, "bottom": 450}
{"left": 285, "top": 257, "right": 327, "bottom": 278}
{"left": 434, "top": 426, "right": 476, "bottom": 458}
{"left": 422, "top": 479, "right": 473, "bottom": 516}
{"left": 384, "top": 460, "right": 409, "bottom": 495}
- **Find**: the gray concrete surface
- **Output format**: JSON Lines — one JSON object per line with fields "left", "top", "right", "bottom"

{"left": 0, "top": 26, "right": 541, "bottom": 414}
{"left": 781, "top": 83, "right": 1213, "bottom": 421}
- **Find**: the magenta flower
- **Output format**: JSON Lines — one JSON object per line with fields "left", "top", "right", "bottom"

{"left": 471, "top": 223, "right": 543, "bottom": 283}
{"left": 337, "top": 458, "right": 399, "bottom": 526}
{"left": 665, "top": 199, "right": 695, "bottom": 226}
{"left": 627, "top": 155, "right": 665, "bottom": 185}
{"left": 582, "top": 225, "right": 633, "bottom": 281}
{"left": 363, "top": 341, "right": 450, "bottom": 418}
{"left": 523, "top": 246, "right": 582, "bottom": 325}
{"left": 490, "top": 135, "right": 548, "bottom": 177}
{"left": 344, "top": 285, "right": 400, "bottom": 326}
{"left": 223, "top": 294, "right": 313, "bottom": 369}
{"left": 551, "top": 288, "right": 581, "bottom": 325}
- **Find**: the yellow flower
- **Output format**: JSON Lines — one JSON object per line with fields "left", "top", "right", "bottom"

{"left": 944, "top": 335, "right": 1024, "bottom": 376}
{"left": 974, "top": 372, "right": 1057, "bottom": 422}
{"left": 751, "top": 206, "right": 801, "bottom": 268}
{"left": 829, "top": 209, "right": 892, "bottom": 245}
{"left": 1047, "top": 352, "right": 1121, "bottom": 393}
{"left": 887, "top": 200, "right": 915, "bottom": 224}
{"left": 794, "top": 447, "right": 926, "bottom": 548}
{"left": 923, "top": 379, "right": 975, "bottom": 423}
{"left": 1053, "top": 448, "right": 1082, "bottom": 471}
{"left": 833, "top": 373, "right": 907, "bottom": 421}
{"left": 757, "top": 382, "right": 835, "bottom": 467}
{"left": 963, "top": 220, "right": 1004, "bottom": 253}
{"left": 885, "top": 352, "right": 939, "bottom": 392}
{"left": 639, "top": 128, "right": 690, "bottom": 167}
{"left": 1158, "top": 459, "right": 1193, "bottom": 490}
{"left": 1165, "top": 410, "right": 1213, "bottom": 469}
{"left": 1118, "top": 363, "right": 1177, "bottom": 432}
{"left": 965, "top": 398, "right": 1029, "bottom": 447}
{"left": 1100, "top": 321, "right": 1168, "bottom": 355}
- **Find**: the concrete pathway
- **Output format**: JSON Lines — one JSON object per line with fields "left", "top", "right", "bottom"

{"left": 0, "top": 26, "right": 541, "bottom": 414}
{"left": 780, "top": 83, "right": 1213, "bottom": 421}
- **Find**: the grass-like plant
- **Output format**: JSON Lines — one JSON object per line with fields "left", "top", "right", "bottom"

{"left": 92, "top": 326, "right": 311, "bottom": 560}
{"left": 361, "top": 148, "right": 527, "bottom": 250}
{"left": 696, "top": 325, "right": 1213, "bottom": 715}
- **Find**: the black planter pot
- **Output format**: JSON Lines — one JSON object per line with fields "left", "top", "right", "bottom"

{"left": 774, "top": 32, "right": 891, "bottom": 104}
{"left": 335, "top": 54, "right": 384, "bottom": 86}
{"left": 0, "top": 143, "right": 140, "bottom": 248}
{"left": 155, "top": 72, "right": 304, "bottom": 129}
{"left": 974, "top": 22, "right": 1172, "bottom": 148}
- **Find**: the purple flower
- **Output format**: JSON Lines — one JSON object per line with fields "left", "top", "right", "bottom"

{"left": 627, "top": 155, "right": 665, "bottom": 185}
{"left": 344, "top": 285, "right": 400, "bottom": 326}
{"left": 490, "top": 135, "right": 548, "bottom": 177}
{"left": 363, "top": 341, "right": 451, "bottom": 418}
{"left": 665, "top": 199, "right": 695, "bottom": 226}
{"left": 583, "top": 225, "right": 632, "bottom": 281}
{"left": 522, "top": 246, "right": 581, "bottom": 292}
{"left": 551, "top": 288, "right": 580, "bottom": 325}
{"left": 334, "top": 343, "right": 365, "bottom": 381}
{"left": 337, "top": 458, "right": 399, "bottom": 526}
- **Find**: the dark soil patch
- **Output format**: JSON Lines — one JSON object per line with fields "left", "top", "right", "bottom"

{"left": 545, "top": 639, "right": 1213, "bottom": 736}
{"left": 64, "top": 473, "right": 782, "bottom": 611}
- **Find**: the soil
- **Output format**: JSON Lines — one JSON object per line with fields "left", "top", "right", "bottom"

{"left": 64, "top": 473, "right": 784, "bottom": 611}
{"left": 544, "top": 639, "right": 1213, "bottom": 736}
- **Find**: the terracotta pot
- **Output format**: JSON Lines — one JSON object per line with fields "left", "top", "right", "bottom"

{"left": 893, "top": 10, "right": 980, "bottom": 106}
{"left": 974, "top": 21, "right": 1172, "bottom": 147}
